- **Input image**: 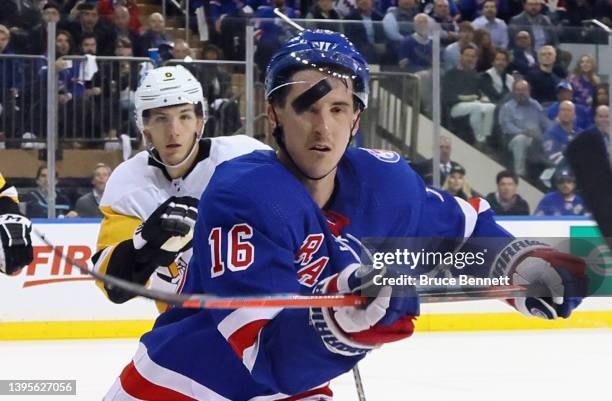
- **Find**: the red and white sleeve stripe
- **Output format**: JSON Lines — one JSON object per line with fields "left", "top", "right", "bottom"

{"left": 217, "top": 307, "right": 283, "bottom": 372}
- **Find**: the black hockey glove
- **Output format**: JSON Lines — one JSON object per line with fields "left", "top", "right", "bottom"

{"left": 132, "top": 196, "right": 198, "bottom": 275}
{"left": 0, "top": 214, "right": 34, "bottom": 275}
{"left": 100, "top": 196, "right": 198, "bottom": 303}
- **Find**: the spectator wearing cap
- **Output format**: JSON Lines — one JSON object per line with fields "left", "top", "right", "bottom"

{"left": 443, "top": 21, "right": 474, "bottom": 72}
{"left": 66, "top": 2, "right": 116, "bottom": 56}
{"left": 73, "top": 163, "right": 113, "bottom": 218}
{"left": 413, "top": 135, "right": 462, "bottom": 186}
{"left": 472, "top": 0, "right": 509, "bottom": 49}
{"left": 442, "top": 44, "right": 496, "bottom": 145}
{"left": 499, "top": 79, "right": 551, "bottom": 176}
{"left": 547, "top": 81, "right": 594, "bottom": 132}
{"left": 28, "top": 1, "right": 63, "bottom": 54}
{"left": 526, "top": 45, "right": 562, "bottom": 105}
{"left": 534, "top": 170, "right": 588, "bottom": 216}
{"left": 485, "top": 170, "right": 530, "bottom": 215}
{"left": 442, "top": 164, "right": 481, "bottom": 201}
{"left": 542, "top": 100, "right": 577, "bottom": 165}
{"left": 509, "top": 0, "right": 558, "bottom": 50}
{"left": 569, "top": 54, "right": 600, "bottom": 107}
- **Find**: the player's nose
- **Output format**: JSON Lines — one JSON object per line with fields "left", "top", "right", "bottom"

{"left": 311, "top": 110, "right": 331, "bottom": 137}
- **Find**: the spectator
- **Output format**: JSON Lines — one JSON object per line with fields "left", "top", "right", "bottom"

{"left": 382, "top": 0, "right": 420, "bottom": 44}
{"left": 509, "top": 30, "right": 537, "bottom": 76}
{"left": 472, "top": 0, "right": 509, "bottom": 49}
{"left": 139, "top": 13, "right": 172, "bottom": 58}
{"left": 306, "top": 0, "right": 342, "bottom": 31}
{"left": 534, "top": 170, "right": 588, "bottom": 215}
{"left": 593, "top": 84, "right": 609, "bottom": 115}
{"left": 442, "top": 164, "right": 480, "bottom": 201}
{"left": 66, "top": 3, "right": 116, "bottom": 56}
{"left": 547, "top": 81, "right": 593, "bottom": 132}
{"left": 428, "top": 0, "right": 459, "bottom": 44}
{"left": 499, "top": 79, "right": 551, "bottom": 176}
{"left": 110, "top": 36, "right": 140, "bottom": 140}
{"left": 22, "top": 166, "right": 72, "bottom": 218}
{"left": 479, "top": 48, "right": 514, "bottom": 104}
{"left": 344, "top": 0, "right": 386, "bottom": 64}
{"left": 485, "top": 170, "right": 530, "bottom": 215}
{"left": 473, "top": 29, "right": 496, "bottom": 72}
{"left": 98, "top": 0, "right": 141, "bottom": 32}
{"left": 509, "top": 0, "right": 558, "bottom": 50}
{"left": 73, "top": 163, "right": 112, "bottom": 218}
{"left": 412, "top": 135, "right": 463, "bottom": 186}
{"left": 581, "top": 105, "right": 610, "bottom": 149}
{"left": 254, "top": 0, "right": 299, "bottom": 79}
{"left": 543, "top": 100, "right": 577, "bottom": 165}
{"left": 443, "top": 21, "right": 474, "bottom": 72}
{"left": 399, "top": 13, "right": 433, "bottom": 73}
{"left": 0, "top": 24, "right": 23, "bottom": 143}
{"left": 333, "top": 0, "right": 357, "bottom": 17}
{"left": 526, "top": 45, "right": 561, "bottom": 105}
{"left": 170, "top": 38, "right": 192, "bottom": 60}
{"left": 569, "top": 54, "right": 600, "bottom": 107}
{"left": 442, "top": 44, "right": 496, "bottom": 145}
{"left": 28, "top": 1, "right": 63, "bottom": 54}
{"left": 209, "top": 0, "right": 253, "bottom": 60}
{"left": 112, "top": 5, "right": 142, "bottom": 58}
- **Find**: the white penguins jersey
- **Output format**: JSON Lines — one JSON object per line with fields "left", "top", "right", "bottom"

{"left": 93, "top": 135, "right": 271, "bottom": 310}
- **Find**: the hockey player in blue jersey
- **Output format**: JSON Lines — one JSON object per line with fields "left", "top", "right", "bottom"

{"left": 104, "top": 30, "right": 587, "bottom": 401}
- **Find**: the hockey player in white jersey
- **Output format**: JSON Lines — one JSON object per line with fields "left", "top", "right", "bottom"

{"left": 92, "top": 65, "right": 270, "bottom": 307}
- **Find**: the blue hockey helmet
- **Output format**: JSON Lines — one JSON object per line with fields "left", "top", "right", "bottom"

{"left": 264, "top": 29, "right": 369, "bottom": 110}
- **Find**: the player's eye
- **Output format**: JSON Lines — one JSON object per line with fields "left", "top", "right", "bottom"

{"left": 152, "top": 115, "right": 168, "bottom": 123}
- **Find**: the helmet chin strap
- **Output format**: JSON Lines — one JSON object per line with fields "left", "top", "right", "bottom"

{"left": 272, "top": 107, "right": 361, "bottom": 182}
{"left": 145, "top": 129, "right": 202, "bottom": 171}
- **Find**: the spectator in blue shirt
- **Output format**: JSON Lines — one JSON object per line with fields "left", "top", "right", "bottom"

{"left": 399, "top": 13, "right": 433, "bottom": 73}
{"left": 547, "top": 81, "right": 594, "bottom": 132}
{"left": 543, "top": 100, "right": 577, "bottom": 165}
{"left": 344, "top": 0, "right": 386, "bottom": 63}
{"left": 472, "top": 0, "right": 509, "bottom": 49}
{"left": 382, "top": 0, "right": 420, "bottom": 44}
{"left": 499, "top": 79, "right": 551, "bottom": 176}
{"left": 534, "top": 170, "right": 588, "bottom": 216}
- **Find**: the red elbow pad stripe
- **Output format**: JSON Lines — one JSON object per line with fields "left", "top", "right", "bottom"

{"left": 227, "top": 319, "right": 271, "bottom": 358}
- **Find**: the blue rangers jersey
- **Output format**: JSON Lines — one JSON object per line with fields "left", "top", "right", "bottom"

{"left": 105, "top": 148, "right": 512, "bottom": 401}
{"left": 534, "top": 191, "right": 588, "bottom": 216}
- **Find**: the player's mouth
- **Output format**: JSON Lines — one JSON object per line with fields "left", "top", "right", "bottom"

{"left": 310, "top": 144, "right": 331, "bottom": 153}
{"left": 167, "top": 143, "right": 181, "bottom": 149}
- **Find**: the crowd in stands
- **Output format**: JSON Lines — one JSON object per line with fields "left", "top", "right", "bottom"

{"left": 1, "top": 0, "right": 611, "bottom": 216}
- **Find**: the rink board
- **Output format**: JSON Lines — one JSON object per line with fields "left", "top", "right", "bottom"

{"left": 1, "top": 218, "right": 611, "bottom": 340}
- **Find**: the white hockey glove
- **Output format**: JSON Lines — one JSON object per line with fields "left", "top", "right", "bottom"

{"left": 310, "top": 263, "right": 419, "bottom": 356}
{"left": 493, "top": 241, "right": 588, "bottom": 319}
{"left": 0, "top": 213, "right": 33, "bottom": 275}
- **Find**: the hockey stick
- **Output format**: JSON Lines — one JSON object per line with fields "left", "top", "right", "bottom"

{"left": 33, "top": 228, "right": 526, "bottom": 309}
{"left": 273, "top": 8, "right": 305, "bottom": 32}
{"left": 352, "top": 365, "right": 366, "bottom": 401}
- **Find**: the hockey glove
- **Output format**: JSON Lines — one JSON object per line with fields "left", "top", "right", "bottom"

{"left": 101, "top": 196, "right": 197, "bottom": 303}
{"left": 0, "top": 214, "right": 33, "bottom": 275}
{"left": 310, "top": 263, "right": 419, "bottom": 356}
{"left": 495, "top": 241, "right": 588, "bottom": 319}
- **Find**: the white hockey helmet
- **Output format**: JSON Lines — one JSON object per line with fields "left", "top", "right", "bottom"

{"left": 135, "top": 65, "right": 207, "bottom": 132}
